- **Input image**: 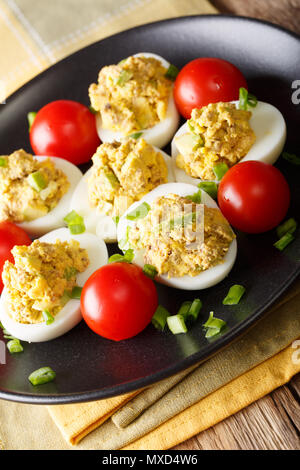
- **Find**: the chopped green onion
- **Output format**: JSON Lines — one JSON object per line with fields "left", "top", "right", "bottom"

{"left": 108, "top": 249, "right": 134, "bottom": 264}
{"left": 276, "top": 218, "right": 297, "bottom": 239}
{"left": 0, "top": 157, "right": 7, "bottom": 167}
{"left": 165, "top": 64, "right": 179, "bottom": 81}
{"left": 113, "top": 216, "right": 120, "bottom": 226}
{"left": 60, "top": 290, "right": 71, "bottom": 306}
{"left": 4, "top": 335, "right": 16, "bottom": 340}
{"left": 203, "top": 311, "right": 226, "bottom": 338}
{"left": 42, "top": 309, "right": 54, "bottom": 325}
{"left": 116, "top": 70, "right": 133, "bottom": 86}
{"left": 129, "top": 132, "right": 143, "bottom": 139}
{"left": 89, "top": 105, "right": 97, "bottom": 114}
{"left": 69, "top": 223, "right": 85, "bottom": 235}
{"left": 118, "top": 226, "right": 131, "bottom": 251}
{"left": 126, "top": 202, "right": 150, "bottom": 220}
{"left": 108, "top": 253, "right": 126, "bottom": 263}
{"left": 63, "top": 210, "right": 85, "bottom": 235}
{"left": 64, "top": 266, "right": 78, "bottom": 280}
{"left": 198, "top": 182, "right": 218, "bottom": 199}
{"left": 177, "top": 301, "right": 192, "bottom": 320}
{"left": 238, "top": 87, "right": 258, "bottom": 110}
{"left": 27, "top": 111, "right": 37, "bottom": 131}
{"left": 187, "top": 298, "right": 202, "bottom": 322}
{"left": 27, "top": 171, "right": 47, "bottom": 192}
{"left": 7, "top": 339, "right": 23, "bottom": 354}
{"left": 143, "top": 264, "right": 158, "bottom": 279}
{"left": 186, "top": 190, "right": 202, "bottom": 204}
{"left": 63, "top": 210, "right": 83, "bottom": 225}
{"left": 28, "top": 367, "right": 56, "bottom": 386}
{"left": 152, "top": 305, "right": 170, "bottom": 331}
{"left": 274, "top": 232, "right": 294, "bottom": 251}
{"left": 282, "top": 152, "right": 300, "bottom": 166}
{"left": 105, "top": 171, "right": 119, "bottom": 188}
{"left": 213, "top": 162, "right": 229, "bottom": 181}
{"left": 167, "top": 314, "right": 187, "bottom": 335}
{"left": 0, "top": 321, "right": 4, "bottom": 329}
{"left": 70, "top": 286, "right": 82, "bottom": 299}
{"left": 223, "top": 285, "right": 245, "bottom": 305}
{"left": 187, "top": 120, "right": 195, "bottom": 133}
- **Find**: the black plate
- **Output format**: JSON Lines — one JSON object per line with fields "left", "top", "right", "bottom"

{"left": 0, "top": 15, "right": 299, "bottom": 404}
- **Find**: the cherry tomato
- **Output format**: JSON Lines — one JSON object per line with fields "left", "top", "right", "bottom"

{"left": 0, "top": 222, "right": 31, "bottom": 292}
{"left": 218, "top": 161, "right": 290, "bottom": 233}
{"left": 81, "top": 262, "right": 158, "bottom": 341}
{"left": 174, "top": 57, "right": 248, "bottom": 118}
{"left": 29, "top": 100, "right": 100, "bottom": 165}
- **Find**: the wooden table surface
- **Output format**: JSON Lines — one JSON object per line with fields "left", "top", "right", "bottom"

{"left": 175, "top": 0, "right": 300, "bottom": 451}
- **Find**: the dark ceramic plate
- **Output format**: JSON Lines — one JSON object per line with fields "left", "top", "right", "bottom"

{"left": 0, "top": 15, "right": 299, "bottom": 404}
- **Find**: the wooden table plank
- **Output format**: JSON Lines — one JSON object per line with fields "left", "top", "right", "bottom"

{"left": 211, "top": 0, "right": 300, "bottom": 35}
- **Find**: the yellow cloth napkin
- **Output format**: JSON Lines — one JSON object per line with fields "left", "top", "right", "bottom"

{"left": 0, "top": 0, "right": 299, "bottom": 451}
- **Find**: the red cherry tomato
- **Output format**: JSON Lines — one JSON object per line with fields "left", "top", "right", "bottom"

{"left": 29, "top": 100, "right": 100, "bottom": 165}
{"left": 218, "top": 161, "right": 290, "bottom": 233}
{"left": 0, "top": 221, "right": 31, "bottom": 292}
{"left": 174, "top": 57, "right": 248, "bottom": 118}
{"left": 81, "top": 262, "right": 158, "bottom": 341}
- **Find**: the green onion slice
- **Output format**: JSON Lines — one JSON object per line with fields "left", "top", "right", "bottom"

{"left": 223, "top": 285, "right": 245, "bottom": 305}
{"left": 167, "top": 314, "right": 188, "bottom": 335}
{"left": 28, "top": 367, "right": 56, "bottom": 386}
{"left": 143, "top": 264, "right": 158, "bottom": 279}
{"left": 7, "top": 339, "right": 23, "bottom": 354}
{"left": 274, "top": 232, "right": 294, "bottom": 251}
{"left": 0, "top": 157, "right": 7, "bottom": 167}
{"left": 116, "top": 70, "right": 133, "bottom": 86}
{"left": 27, "top": 111, "right": 37, "bottom": 132}
{"left": 105, "top": 171, "right": 119, "bottom": 188}
{"left": 118, "top": 226, "right": 131, "bottom": 251}
{"left": 276, "top": 218, "right": 297, "bottom": 239}
{"left": 238, "top": 87, "right": 258, "bottom": 110}
{"left": 203, "top": 311, "right": 226, "bottom": 338}
{"left": 187, "top": 298, "right": 202, "bottom": 322}
{"left": 112, "top": 216, "right": 120, "bottom": 226}
{"left": 165, "top": 64, "right": 179, "bottom": 81}
{"left": 70, "top": 286, "right": 82, "bottom": 299}
{"left": 177, "top": 301, "right": 192, "bottom": 320}
{"left": 69, "top": 223, "right": 85, "bottom": 235}
{"left": 282, "top": 152, "right": 300, "bottom": 166}
{"left": 213, "top": 162, "right": 229, "bottom": 181}
{"left": 129, "top": 132, "right": 143, "bottom": 140}
{"left": 126, "top": 202, "right": 151, "bottom": 220}
{"left": 42, "top": 309, "right": 54, "bottom": 325}
{"left": 152, "top": 305, "right": 170, "bottom": 331}
{"left": 186, "top": 190, "right": 202, "bottom": 204}
{"left": 27, "top": 171, "right": 47, "bottom": 192}
{"left": 198, "top": 182, "right": 218, "bottom": 199}
{"left": 108, "top": 249, "right": 134, "bottom": 264}
{"left": 89, "top": 105, "right": 97, "bottom": 114}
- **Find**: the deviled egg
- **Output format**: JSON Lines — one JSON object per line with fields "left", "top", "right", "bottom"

{"left": 89, "top": 52, "right": 180, "bottom": 148}
{"left": 117, "top": 182, "right": 237, "bottom": 290}
{"left": 0, "top": 227, "right": 108, "bottom": 342}
{"left": 69, "top": 137, "right": 175, "bottom": 242}
{"left": 0, "top": 149, "right": 82, "bottom": 236}
{"left": 171, "top": 100, "right": 286, "bottom": 185}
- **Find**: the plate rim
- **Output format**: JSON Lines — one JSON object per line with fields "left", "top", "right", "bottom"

{"left": 0, "top": 14, "right": 299, "bottom": 404}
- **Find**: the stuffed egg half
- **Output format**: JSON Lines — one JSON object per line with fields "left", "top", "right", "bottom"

{"left": 117, "top": 182, "right": 237, "bottom": 290}
{"left": 69, "top": 137, "right": 175, "bottom": 242}
{"left": 171, "top": 100, "right": 286, "bottom": 185}
{"left": 0, "top": 149, "right": 83, "bottom": 236}
{"left": 0, "top": 228, "right": 108, "bottom": 342}
{"left": 89, "top": 52, "right": 180, "bottom": 148}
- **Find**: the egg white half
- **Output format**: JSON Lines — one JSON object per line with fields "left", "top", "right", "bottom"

{"left": 95, "top": 52, "right": 180, "bottom": 148}
{"left": 69, "top": 147, "right": 175, "bottom": 242}
{"left": 0, "top": 228, "right": 108, "bottom": 342}
{"left": 117, "top": 182, "right": 237, "bottom": 290}
{"left": 171, "top": 101, "right": 287, "bottom": 185}
{"left": 18, "top": 156, "right": 83, "bottom": 236}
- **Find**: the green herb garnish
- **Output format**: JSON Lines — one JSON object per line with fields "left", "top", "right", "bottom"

{"left": 203, "top": 312, "right": 226, "bottom": 338}
{"left": 276, "top": 218, "right": 297, "bottom": 239}
{"left": 274, "top": 232, "right": 294, "bottom": 251}
{"left": 126, "top": 202, "right": 150, "bottom": 221}
{"left": 116, "top": 70, "right": 133, "bottom": 86}
{"left": 223, "top": 285, "right": 246, "bottom": 305}
{"left": 28, "top": 367, "right": 56, "bottom": 386}
{"left": 27, "top": 171, "right": 47, "bottom": 192}
{"left": 238, "top": 87, "right": 258, "bottom": 110}
{"left": 167, "top": 314, "right": 187, "bottom": 335}
{"left": 42, "top": 309, "right": 54, "bottom": 325}
{"left": 143, "top": 264, "right": 158, "bottom": 279}
{"left": 198, "top": 182, "right": 218, "bottom": 199}
{"left": 152, "top": 305, "right": 170, "bottom": 331}
{"left": 213, "top": 162, "right": 229, "bottom": 181}
{"left": 282, "top": 152, "right": 300, "bottom": 166}
{"left": 7, "top": 339, "right": 23, "bottom": 354}
{"left": 27, "top": 111, "right": 37, "bottom": 132}
{"left": 165, "top": 64, "right": 179, "bottom": 81}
